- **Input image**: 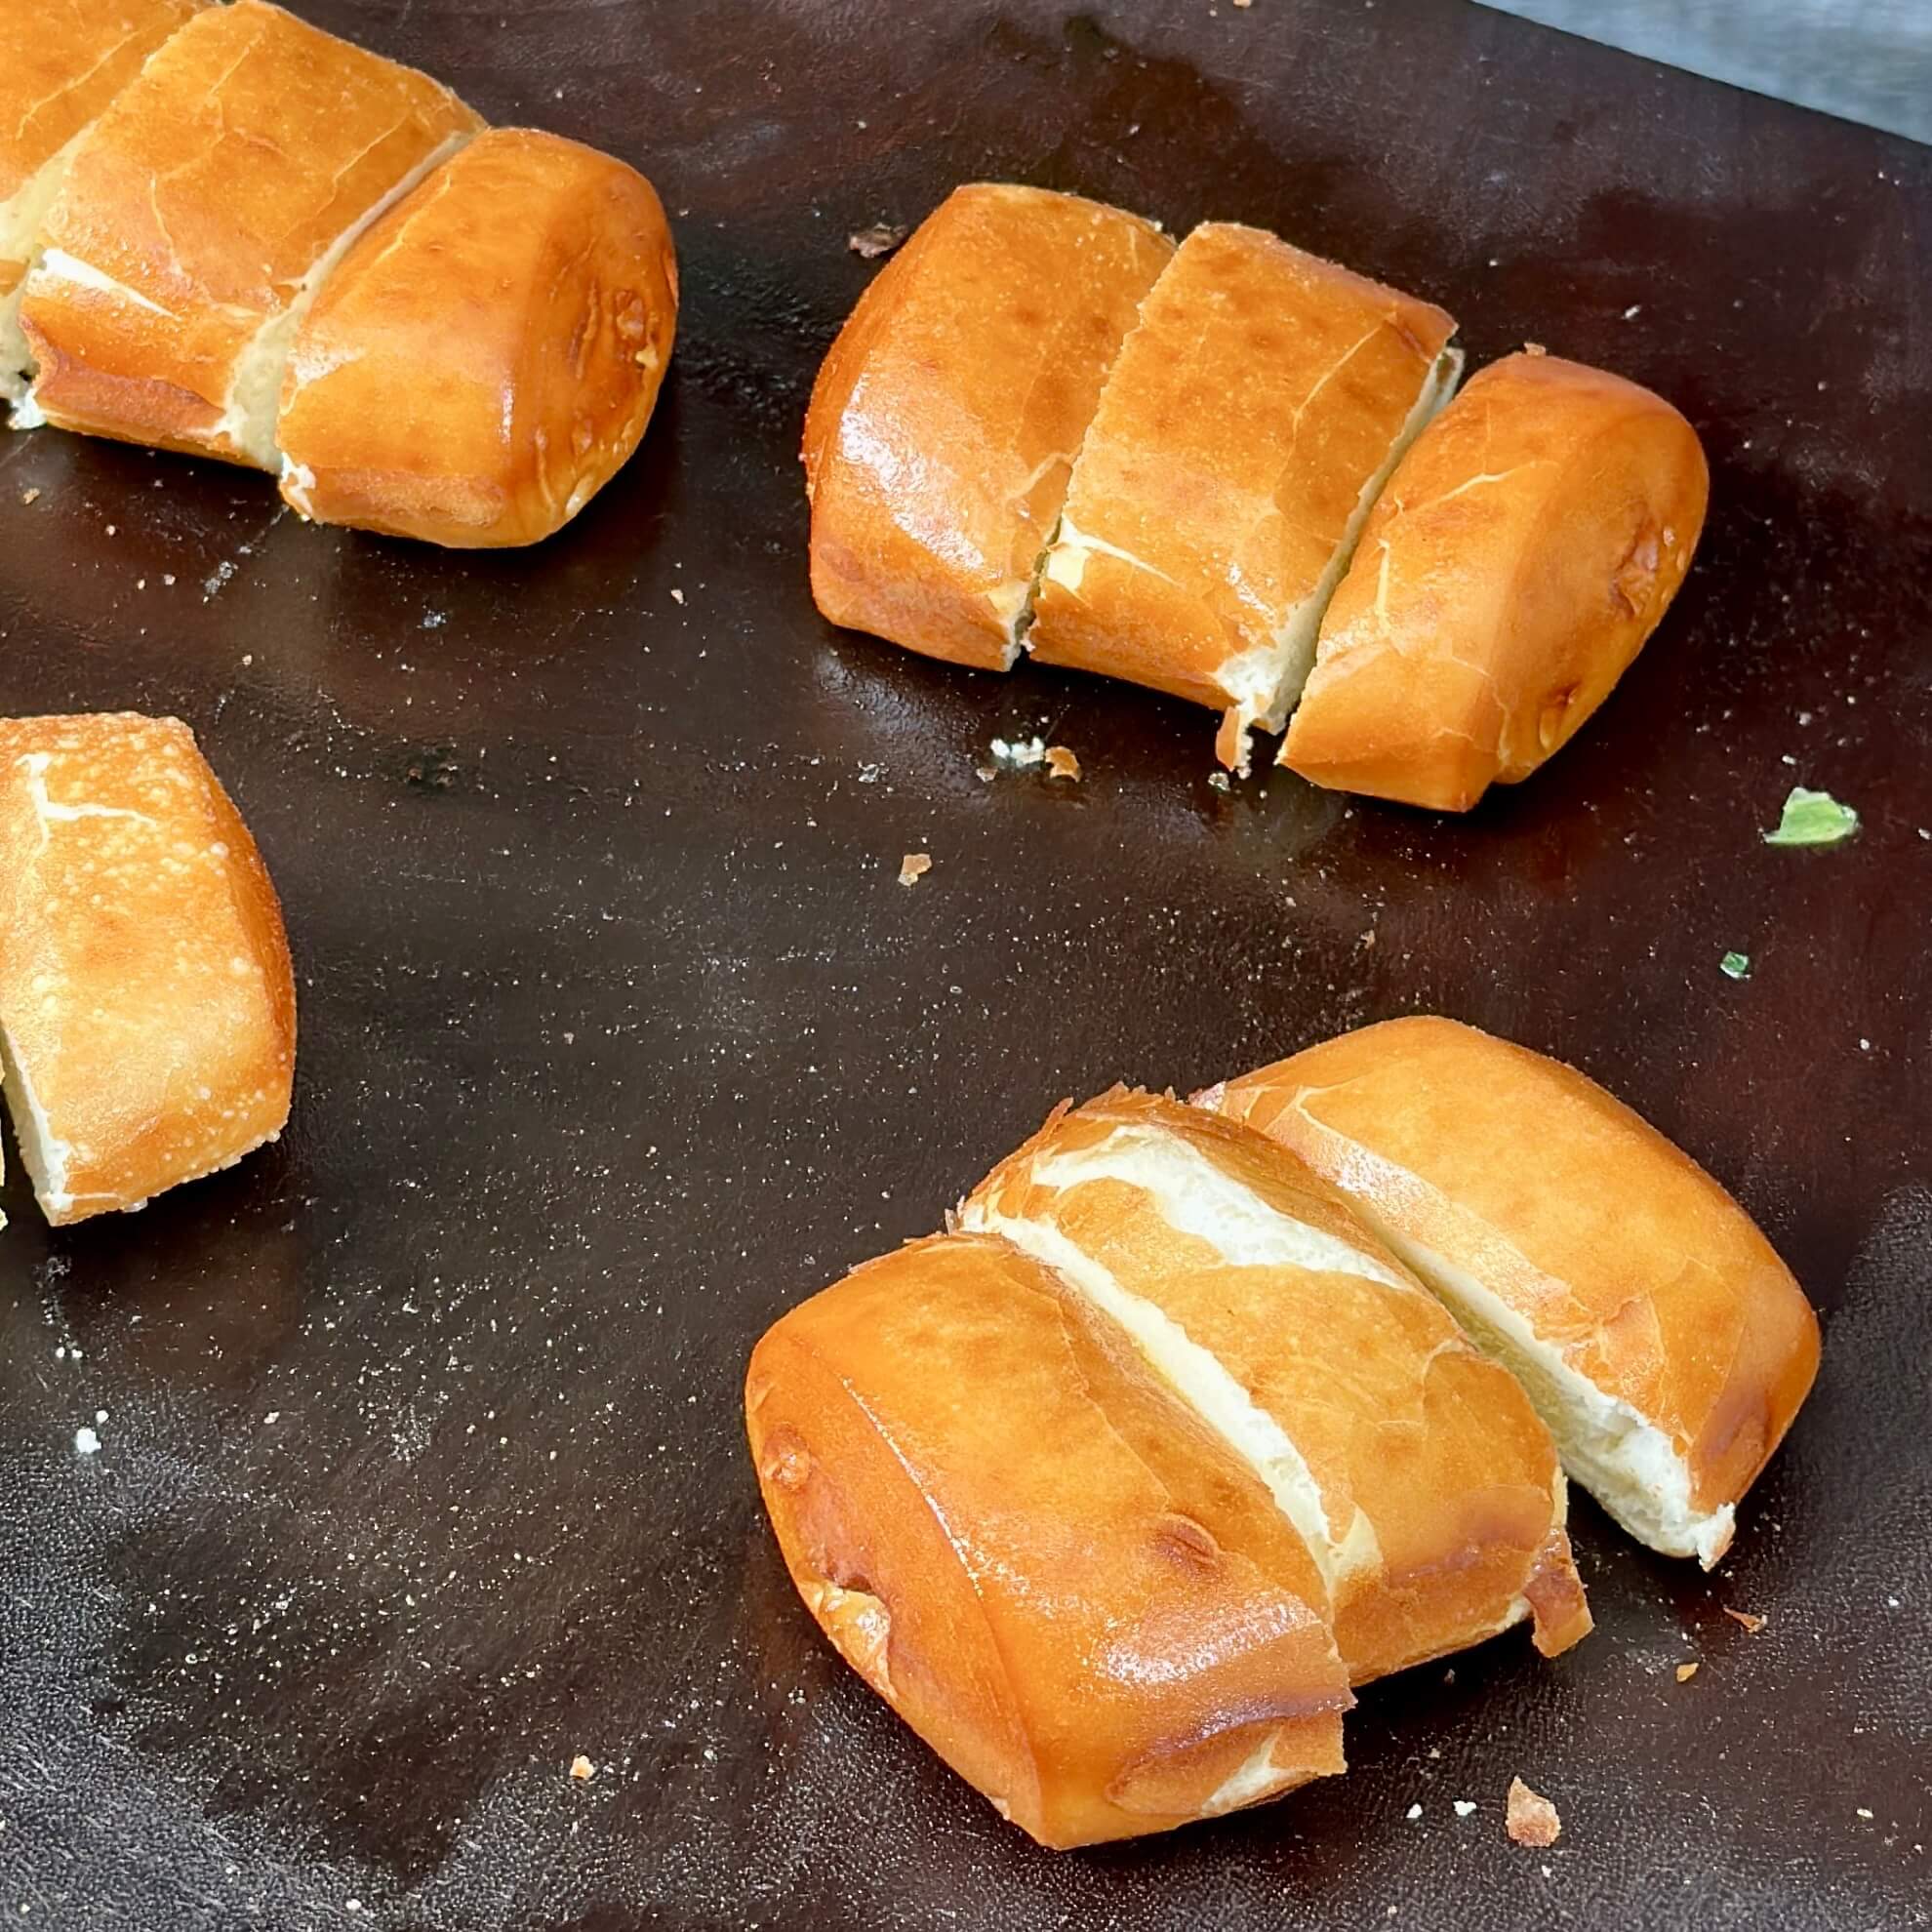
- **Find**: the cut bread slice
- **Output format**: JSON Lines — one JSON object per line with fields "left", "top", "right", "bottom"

{"left": 0, "top": 713, "right": 296, "bottom": 1225}
{"left": 746, "top": 1230, "right": 1350, "bottom": 1849}
{"left": 1199, "top": 1018, "right": 1822, "bottom": 1566}
{"left": 0, "top": 0, "right": 205, "bottom": 421}
{"left": 802, "top": 182, "right": 1174, "bottom": 670}
{"left": 17, "top": 0, "right": 480, "bottom": 467}
{"left": 1281, "top": 349, "right": 1711, "bottom": 810}
{"left": 961, "top": 1088, "right": 1590, "bottom": 1683}
{"left": 1025, "top": 222, "right": 1461, "bottom": 772}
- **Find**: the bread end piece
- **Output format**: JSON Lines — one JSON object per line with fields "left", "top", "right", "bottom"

{"left": 802, "top": 182, "right": 1173, "bottom": 671}
{"left": 276, "top": 129, "right": 678, "bottom": 548}
{"left": 1281, "top": 350, "right": 1711, "bottom": 810}
{"left": 1204, "top": 1017, "right": 1820, "bottom": 1565}
{"left": 0, "top": 713, "right": 296, "bottom": 1225}
{"left": 745, "top": 1230, "right": 1350, "bottom": 1848}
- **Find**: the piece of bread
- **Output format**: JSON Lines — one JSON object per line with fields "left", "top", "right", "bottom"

{"left": 746, "top": 1230, "right": 1352, "bottom": 1850}
{"left": 1281, "top": 350, "right": 1711, "bottom": 809}
{"left": 1198, "top": 1018, "right": 1821, "bottom": 1566}
{"left": 0, "top": 713, "right": 296, "bottom": 1225}
{"left": 961, "top": 1089, "right": 1590, "bottom": 1683}
{"left": 0, "top": 0, "right": 204, "bottom": 419}
{"left": 1026, "top": 223, "right": 1461, "bottom": 771}
{"left": 275, "top": 128, "right": 678, "bottom": 548}
{"left": 802, "top": 182, "right": 1174, "bottom": 672}
{"left": 17, "top": 0, "right": 481, "bottom": 468}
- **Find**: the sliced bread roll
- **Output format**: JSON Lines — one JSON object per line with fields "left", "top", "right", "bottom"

{"left": 803, "top": 182, "right": 1174, "bottom": 671}
{"left": 276, "top": 128, "right": 679, "bottom": 547}
{"left": 1281, "top": 350, "right": 1711, "bottom": 810}
{"left": 18, "top": 0, "right": 481, "bottom": 468}
{"left": 746, "top": 1230, "right": 1351, "bottom": 1850}
{"left": 961, "top": 1089, "right": 1590, "bottom": 1683}
{"left": 1198, "top": 1018, "right": 1821, "bottom": 1566}
{"left": 1025, "top": 223, "right": 1461, "bottom": 771}
{"left": 0, "top": 0, "right": 205, "bottom": 420}
{"left": 0, "top": 713, "right": 296, "bottom": 1224}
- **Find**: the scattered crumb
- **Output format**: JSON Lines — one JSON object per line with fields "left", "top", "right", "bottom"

{"left": 74, "top": 1427, "right": 101, "bottom": 1456}
{"left": 848, "top": 223, "right": 908, "bottom": 260}
{"left": 974, "top": 765, "right": 996, "bottom": 784}
{"left": 1207, "top": 771, "right": 1230, "bottom": 793}
{"left": 1857, "top": 1807, "right": 1873, "bottom": 1820}
{"left": 1453, "top": 1799, "right": 1476, "bottom": 1818}
{"left": 1623, "top": 303, "right": 1642, "bottom": 320}
{"left": 1044, "top": 745, "right": 1081, "bottom": 782}
{"left": 990, "top": 735, "right": 1046, "bottom": 768}
{"left": 1723, "top": 1607, "right": 1767, "bottom": 1633}
{"left": 569, "top": 1754, "right": 596, "bottom": 1782}
{"left": 669, "top": 586, "right": 685, "bottom": 606}
{"left": 1405, "top": 1802, "right": 1422, "bottom": 1821}
{"left": 20, "top": 488, "right": 40, "bottom": 505}
{"left": 1676, "top": 1662, "right": 1700, "bottom": 1682}
{"left": 898, "top": 852, "right": 931, "bottom": 887}
{"left": 1506, "top": 1777, "right": 1561, "bottom": 1848}
{"left": 1719, "top": 950, "right": 1751, "bottom": 981}
{"left": 263, "top": 1411, "right": 280, "bottom": 1425}
{"left": 1523, "top": 341, "right": 1547, "bottom": 356}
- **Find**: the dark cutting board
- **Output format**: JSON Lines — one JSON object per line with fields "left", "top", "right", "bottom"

{"left": 0, "top": 2, "right": 1927, "bottom": 1926}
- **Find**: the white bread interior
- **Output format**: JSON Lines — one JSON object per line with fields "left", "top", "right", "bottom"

{"left": 1362, "top": 1213, "right": 1733, "bottom": 1564}
{"left": 1, "top": 132, "right": 94, "bottom": 419}
{"left": 1216, "top": 344, "right": 1465, "bottom": 749}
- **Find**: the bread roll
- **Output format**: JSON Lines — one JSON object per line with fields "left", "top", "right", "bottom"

{"left": 1026, "top": 224, "right": 1461, "bottom": 771}
{"left": 0, "top": 713, "right": 296, "bottom": 1225}
{"left": 803, "top": 183, "right": 1173, "bottom": 671}
{"left": 0, "top": 0, "right": 204, "bottom": 419}
{"left": 1198, "top": 1019, "right": 1820, "bottom": 1565}
{"left": 1281, "top": 350, "right": 1711, "bottom": 809}
{"left": 276, "top": 128, "right": 678, "bottom": 548}
{"left": 18, "top": 0, "right": 480, "bottom": 467}
{"left": 746, "top": 1230, "right": 1352, "bottom": 1849}
{"left": 961, "top": 1089, "right": 1590, "bottom": 1683}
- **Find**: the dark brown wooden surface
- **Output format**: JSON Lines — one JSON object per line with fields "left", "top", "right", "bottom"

{"left": 0, "top": 3, "right": 1927, "bottom": 1926}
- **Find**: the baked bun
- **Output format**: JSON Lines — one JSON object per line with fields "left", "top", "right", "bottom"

{"left": 0, "top": 0, "right": 205, "bottom": 417}
{"left": 1026, "top": 223, "right": 1461, "bottom": 770}
{"left": 276, "top": 128, "right": 678, "bottom": 548}
{"left": 1281, "top": 350, "right": 1711, "bottom": 809}
{"left": 1199, "top": 1018, "right": 1820, "bottom": 1565}
{"left": 0, "top": 713, "right": 296, "bottom": 1225}
{"left": 18, "top": 0, "right": 480, "bottom": 468}
{"left": 803, "top": 182, "right": 1173, "bottom": 671}
{"left": 961, "top": 1089, "right": 1590, "bottom": 1682}
{"left": 746, "top": 1230, "right": 1350, "bottom": 1849}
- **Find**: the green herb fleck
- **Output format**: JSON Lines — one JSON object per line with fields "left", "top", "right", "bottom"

{"left": 1764, "top": 785, "right": 1859, "bottom": 847}
{"left": 1719, "top": 951, "right": 1751, "bottom": 981}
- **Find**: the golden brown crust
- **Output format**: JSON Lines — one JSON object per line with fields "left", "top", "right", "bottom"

{"left": 0, "top": 713, "right": 296, "bottom": 1224}
{"left": 802, "top": 182, "right": 1173, "bottom": 671}
{"left": 1281, "top": 351, "right": 1711, "bottom": 810}
{"left": 276, "top": 129, "right": 678, "bottom": 548}
{"left": 0, "top": 0, "right": 204, "bottom": 214}
{"left": 19, "top": 0, "right": 481, "bottom": 465}
{"left": 745, "top": 1231, "right": 1350, "bottom": 1849}
{"left": 1205, "top": 1019, "right": 1821, "bottom": 1527}
{"left": 963, "top": 1089, "right": 1587, "bottom": 1683}
{"left": 1026, "top": 223, "right": 1456, "bottom": 740}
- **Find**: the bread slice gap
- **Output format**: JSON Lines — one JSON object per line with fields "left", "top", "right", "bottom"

{"left": 1343, "top": 1206, "right": 1734, "bottom": 1565}
{"left": 1217, "top": 342, "right": 1465, "bottom": 767}
{"left": 206, "top": 127, "right": 473, "bottom": 474}
{"left": 963, "top": 1121, "right": 1442, "bottom": 1604}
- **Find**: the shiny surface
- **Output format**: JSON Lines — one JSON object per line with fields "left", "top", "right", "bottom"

{"left": 0, "top": 0, "right": 1927, "bottom": 1924}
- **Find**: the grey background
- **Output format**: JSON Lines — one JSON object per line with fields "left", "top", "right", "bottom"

{"left": 1485, "top": 0, "right": 1932, "bottom": 144}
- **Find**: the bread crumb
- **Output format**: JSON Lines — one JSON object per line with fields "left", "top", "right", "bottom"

{"left": 1453, "top": 1799, "right": 1476, "bottom": 1818}
{"left": 20, "top": 487, "right": 42, "bottom": 505}
{"left": 570, "top": 1754, "right": 596, "bottom": 1782}
{"left": 1523, "top": 342, "right": 1547, "bottom": 356}
{"left": 848, "top": 223, "right": 908, "bottom": 260}
{"left": 1506, "top": 1777, "right": 1561, "bottom": 1847}
{"left": 1675, "top": 1661, "right": 1700, "bottom": 1682}
{"left": 1405, "top": 1801, "right": 1422, "bottom": 1821}
{"left": 898, "top": 852, "right": 931, "bottom": 887}
{"left": 1723, "top": 1607, "right": 1767, "bottom": 1633}
{"left": 670, "top": 587, "right": 685, "bottom": 606}
{"left": 990, "top": 735, "right": 1046, "bottom": 768}
{"left": 1044, "top": 745, "right": 1081, "bottom": 782}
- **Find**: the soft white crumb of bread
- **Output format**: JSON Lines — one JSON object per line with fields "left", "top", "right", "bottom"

{"left": 1199, "top": 1731, "right": 1301, "bottom": 1817}
{"left": 0, "top": 129, "right": 96, "bottom": 407}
